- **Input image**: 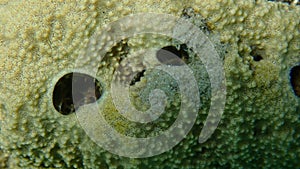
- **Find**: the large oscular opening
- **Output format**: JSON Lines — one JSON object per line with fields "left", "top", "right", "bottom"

{"left": 52, "top": 72, "right": 102, "bottom": 115}
{"left": 290, "top": 65, "right": 300, "bottom": 97}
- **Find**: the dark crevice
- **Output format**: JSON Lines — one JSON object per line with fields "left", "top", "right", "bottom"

{"left": 290, "top": 65, "right": 300, "bottom": 97}
{"left": 130, "top": 70, "right": 146, "bottom": 86}
{"left": 52, "top": 72, "right": 102, "bottom": 115}
{"left": 182, "top": 7, "right": 195, "bottom": 19}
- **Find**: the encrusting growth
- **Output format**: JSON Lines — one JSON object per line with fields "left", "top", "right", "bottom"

{"left": 0, "top": 0, "right": 299, "bottom": 168}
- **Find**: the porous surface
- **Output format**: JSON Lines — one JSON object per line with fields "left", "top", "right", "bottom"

{"left": 0, "top": 0, "right": 299, "bottom": 168}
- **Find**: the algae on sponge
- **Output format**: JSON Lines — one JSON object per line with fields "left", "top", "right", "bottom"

{"left": 0, "top": 0, "right": 300, "bottom": 168}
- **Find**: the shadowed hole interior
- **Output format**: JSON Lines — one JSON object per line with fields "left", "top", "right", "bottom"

{"left": 52, "top": 72, "right": 102, "bottom": 115}
{"left": 250, "top": 46, "right": 263, "bottom": 62}
{"left": 290, "top": 65, "right": 300, "bottom": 97}
{"left": 156, "top": 45, "right": 189, "bottom": 66}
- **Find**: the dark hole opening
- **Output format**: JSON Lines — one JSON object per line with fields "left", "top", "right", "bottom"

{"left": 156, "top": 45, "right": 189, "bottom": 66}
{"left": 250, "top": 46, "right": 263, "bottom": 62}
{"left": 267, "top": 0, "right": 300, "bottom": 5}
{"left": 290, "top": 65, "right": 300, "bottom": 97}
{"left": 252, "top": 55, "right": 263, "bottom": 61}
{"left": 52, "top": 72, "right": 102, "bottom": 115}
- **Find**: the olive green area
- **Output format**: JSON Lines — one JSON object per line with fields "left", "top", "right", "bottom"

{"left": 0, "top": 0, "right": 299, "bottom": 168}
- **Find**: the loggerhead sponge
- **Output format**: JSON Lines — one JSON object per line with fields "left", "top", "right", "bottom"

{"left": 0, "top": 0, "right": 299, "bottom": 168}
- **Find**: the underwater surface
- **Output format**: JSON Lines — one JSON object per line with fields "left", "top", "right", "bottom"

{"left": 0, "top": 0, "right": 299, "bottom": 168}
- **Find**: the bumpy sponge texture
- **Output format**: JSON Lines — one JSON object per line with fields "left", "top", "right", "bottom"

{"left": 0, "top": 0, "right": 299, "bottom": 168}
